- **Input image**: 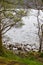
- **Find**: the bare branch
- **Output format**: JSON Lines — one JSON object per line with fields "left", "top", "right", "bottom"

{"left": 0, "top": 9, "right": 18, "bottom": 13}
{"left": 2, "top": 27, "right": 11, "bottom": 35}
{"left": 1, "top": 22, "right": 16, "bottom": 32}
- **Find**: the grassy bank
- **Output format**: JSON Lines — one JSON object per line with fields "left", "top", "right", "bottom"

{"left": 0, "top": 48, "right": 43, "bottom": 65}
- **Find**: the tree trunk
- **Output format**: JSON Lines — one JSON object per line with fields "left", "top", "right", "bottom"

{"left": 0, "top": 14, "right": 4, "bottom": 55}
{"left": 39, "top": 37, "right": 42, "bottom": 52}
{"left": 0, "top": 23, "right": 4, "bottom": 55}
{"left": 0, "top": 31, "right": 3, "bottom": 53}
{"left": 37, "top": 10, "right": 42, "bottom": 52}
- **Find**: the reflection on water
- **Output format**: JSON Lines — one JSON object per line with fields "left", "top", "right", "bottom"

{"left": 6, "top": 9, "right": 43, "bottom": 49}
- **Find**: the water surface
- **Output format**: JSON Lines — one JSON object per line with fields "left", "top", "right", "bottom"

{"left": 6, "top": 9, "right": 43, "bottom": 49}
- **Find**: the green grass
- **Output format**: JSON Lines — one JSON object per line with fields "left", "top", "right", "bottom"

{"left": 0, "top": 48, "right": 43, "bottom": 65}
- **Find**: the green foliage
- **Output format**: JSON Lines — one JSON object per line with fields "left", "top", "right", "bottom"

{"left": 0, "top": 0, "right": 16, "bottom": 9}
{"left": 13, "top": 16, "right": 21, "bottom": 22}
{"left": 14, "top": 0, "right": 24, "bottom": 5}
{"left": 39, "top": 52, "right": 43, "bottom": 57}
{"left": 0, "top": 0, "right": 24, "bottom": 9}
{"left": 5, "top": 12, "right": 14, "bottom": 18}
{"left": 17, "top": 0, "right": 24, "bottom": 5}
{"left": 17, "top": 9, "right": 27, "bottom": 16}
{"left": 0, "top": 0, "right": 27, "bottom": 33}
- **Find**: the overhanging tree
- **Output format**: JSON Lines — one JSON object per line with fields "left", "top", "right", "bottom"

{"left": 0, "top": 0, "right": 27, "bottom": 55}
